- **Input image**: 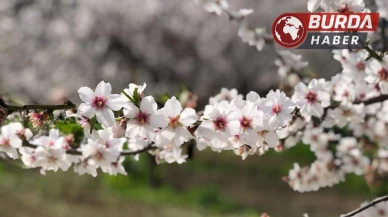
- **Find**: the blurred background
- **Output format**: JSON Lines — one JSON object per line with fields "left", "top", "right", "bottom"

{"left": 0, "top": 0, "right": 386, "bottom": 216}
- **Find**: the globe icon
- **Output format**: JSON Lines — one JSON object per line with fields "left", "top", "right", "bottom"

{"left": 274, "top": 15, "right": 305, "bottom": 47}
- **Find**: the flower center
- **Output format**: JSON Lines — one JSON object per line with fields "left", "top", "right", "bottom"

{"left": 358, "top": 92, "right": 366, "bottom": 99}
{"left": 378, "top": 67, "right": 388, "bottom": 81}
{"left": 305, "top": 91, "right": 318, "bottom": 104}
{"left": 356, "top": 62, "right": 365, "bottom": 71}
{"left": 169, "top": 115, "right": 182, "bottom": 128}
{"left": 272, "top": 104, "right": 282, "bottom": 114}
{"left": 48, "top": 140, "right": 54, "bottom": 147}
{"left": 92, "top": 96, "right": 107, "bottom": 109}
{"left": 136, "top": 112, "right": 150, "bottom": 125}
{"left": 351, "top": 158, "right": 359, "bottom": 166}
{"left": 342, "top": 109, "right": 353, "bottom": 117}
{"left": 337, "top": 4, "right": 353, "bottom": 13}
{"left": 0, "top": 138, "right": 9, "bottom": 147}
{"left": 213, "top": 116, "right": 227, "bottom": 131}
{"left": 95, "top": 151, "right": 104, "bottom": 160}
{"left": 48, "top": 156, "right": 58, "bottom": 164}
{"left": 258, "top": 130, "right": 268, "bottom": 137}
{"left": 240, "top": 116, "right": 252, "bottom": 129}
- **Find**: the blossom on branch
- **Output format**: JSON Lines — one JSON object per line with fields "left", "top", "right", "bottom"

{"left": 78, "top": 81, "right": 123, "bottom": 127}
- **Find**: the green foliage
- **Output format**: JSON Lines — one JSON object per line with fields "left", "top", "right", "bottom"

{"left": 103, "top": 156, "right": 257, "bottom": 215}
{"left": 54, "top": 120, "right": 84, "bottom": 145}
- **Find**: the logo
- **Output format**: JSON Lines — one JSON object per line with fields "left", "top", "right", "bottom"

{"left": 273, "top": 14, "right": 307, "bottom": 48}
{"left": 272, "top": 12, "right": 380, "bottom": 49}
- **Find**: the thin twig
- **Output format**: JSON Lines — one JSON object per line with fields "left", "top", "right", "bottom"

{"left": 22, "top": 141, "right": 154, "bottom": 156}
{"left": 7, "top": 101, "right": 77, "bottom": 113}
{"left": 341, "top": 195, "right": 388, "bottom": 217}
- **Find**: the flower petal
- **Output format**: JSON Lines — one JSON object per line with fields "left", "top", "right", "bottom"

{"left": 123, "top": 102, "right": 139, "bottom": 119}
{"left": 10, "top": 135, "right": 22, "bottom": 148}
{"left": 95, "top": 81, "right": 112, "bottom": 96}
{"left": 180, "top": 108, "right": 198, "bottom": 126}
{"left": 140, "top": 96, "right": 157, "bottom": 115}
{"left": 107, "top": 94, "right": 124, "bottom": 111}
{"left": 96, "top": 108, "right": 115, "bottom": 127}
{"left": 78, "top": 87, "right": 94, "bottom": 103}
{"left": 163, "top": 97, "right": 182, "bottom": 118}
{"left": 77, "top": 104, "right": 97, "bottom": 118}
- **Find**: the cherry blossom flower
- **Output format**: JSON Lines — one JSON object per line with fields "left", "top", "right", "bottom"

{"left": 122, "top": 83, "right": 146, "bottom": 102}
{"left": 91, "top": 128, "right": 125, "bottom": 152}
{"left": 209, "top": 88, "right": 243, "bottom": 105}
{"left": 74, "top": 158, "right": 98, "bottom": 177}
{"left": 31, "top": 129, "right": 64, "bottom": 149}
{"left": 19, "top": 147, "right": 39, "bottom": 168}
{"left": 124, "top": 96, "right": 168, "bottom": 141}
{"left": 307, "top": 0, "right": 330, "bottom": 11}
{"left": 193, "top": 0, "right": 228, "bottom": 16}
{"left": 35, "top": 146, "right": 71, "bottom": 172}
{"left": 327, "top": 103, "right": 365, "bottom": 128}
{"left": 261, "top": 90, "right": 296, "bottom": 126}
{"left": 256, "top": 117, "right": 279, "bottom": 148}
{"left": 238, "top": 22, "right": 266, "bottom": 51}
{"left": 275, "top": 50, "right": 308, "bottom": 78}
{"left": 158, "top": 147, "right": 188, "bottom": 164}
{"left": 128, "top": 136, "right": 150, "bottom": 161}
{"left": 155, "top": 97, "right": 198, "bottom": 148}
{"left": 246, "top": 91, "right": 264, "bottom": 111}
{"left": 77, "top": 81, "right": 124, "bottom": 127}
{"left": 197, "top": 101, "right": 240, "bottom": 150}
{"left": 236, "top": 101, "right": 263, "bottom": 147}
{"left": 292, "top": 79, "right": 330, "bottom": 117}
{"left": 111, "top": 119, "right": 127, "bottom": 138}
{"left": 81, "top": 140, "right": 120, "bottom": 168}
{"left": 0, "top": 122, "right": 32, "bottom": 159}
{"left": 330, "top": 0, "right": 365, "bottom": 13}
{"left": 341, "top": 50, "right": 369, "bottom": 83}
{"left": 101, "top": 156, "right": 127, "bottom": 176}
{"left": 365, "top": 57, "right": 388, "bottom": 94}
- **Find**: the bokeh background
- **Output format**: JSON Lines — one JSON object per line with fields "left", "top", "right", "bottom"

{"left": 0, "top": 0, "right": 386, "bottom": 217}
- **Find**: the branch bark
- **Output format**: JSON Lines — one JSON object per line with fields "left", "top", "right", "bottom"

{"left": 7, "top": 101, "right": 77, "bottom": 113}
{"left": 22, "top": 141, "right": 154, "bottom": 156}
{"left": 341, "top": 195, "right": 388, "bottom": 217}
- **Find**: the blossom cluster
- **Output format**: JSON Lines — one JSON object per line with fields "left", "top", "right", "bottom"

{"left": 0, "top": 0, "right": 387, "bottom": 201}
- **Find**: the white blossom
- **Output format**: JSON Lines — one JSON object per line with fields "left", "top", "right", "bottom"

{"left": 78, "top": 81, "right": 123, "bottom": 127}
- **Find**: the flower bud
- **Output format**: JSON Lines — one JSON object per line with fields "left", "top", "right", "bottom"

{"left": 28, "top": 112, "right": 48, "bottom": 128}
{"left": 111, "top": 121, "right": 126, "bottom": 138}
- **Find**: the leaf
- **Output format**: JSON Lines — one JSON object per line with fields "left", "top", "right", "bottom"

{"left": 121, "top": 90, "right": 133, "bottom": 102}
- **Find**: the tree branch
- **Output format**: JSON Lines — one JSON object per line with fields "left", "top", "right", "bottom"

{"left": 7, "top": 100, "right": 77, "bottom": 113}
{"left": 341, "top": 195, "right": 388, "bottom": 217}
{"left": 355, "top": 94, "right": 388, "bottom": 105}
{"left": 22, "top": 141, "right": 154, "bottom": 156}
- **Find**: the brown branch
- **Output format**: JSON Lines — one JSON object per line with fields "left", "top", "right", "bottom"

{"left": 22, "top": 141, "right": 154, "bottom": 156}
{"left": 6, "top": 100, "right": 77, "bottom": 113}
{"left": 341, "top": 195, "right": 388, "bottom": 217}
{"left": 321, "top": 95, "right": 388, "bottom": 121}
{"left": 355, "top": 94, "right": 388, "bottom": 105}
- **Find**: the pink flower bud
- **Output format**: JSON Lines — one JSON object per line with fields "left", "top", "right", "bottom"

{"left": 112, "top": 122, "right": 125, "bottom": 138}
{"left": 28, "top": 112, "right": 47, "bottom": 128}
{"left": 63, "top": 134, "right": 75, "bottom": 150}
{"left": 78, "top": 116, "right": 91, "bottom": 129}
